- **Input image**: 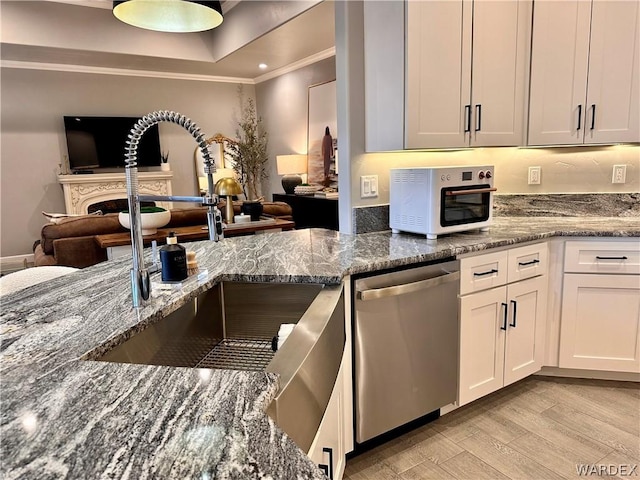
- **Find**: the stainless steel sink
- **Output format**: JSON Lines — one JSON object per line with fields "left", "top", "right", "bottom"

{"left": 94, "top": 281, "right": 345, "bottom": 452}
{"left": 98, "top": 282, "right": 326, "bottom": 370}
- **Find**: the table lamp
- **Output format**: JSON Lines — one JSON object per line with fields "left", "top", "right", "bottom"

{"left": 214, "top": 177, "right": 243, "bottom": 223}
{"left": 276, "top": 154, "right": 307, "bottom": 194}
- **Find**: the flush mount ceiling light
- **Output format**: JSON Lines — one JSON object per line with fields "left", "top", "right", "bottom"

{"left": 113, "top": 0, "right": 223, "bottom": 33}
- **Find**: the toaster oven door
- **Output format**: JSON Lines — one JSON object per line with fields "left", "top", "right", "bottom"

{"left": 440, "top": 184, "right": 495, "bottom": 227}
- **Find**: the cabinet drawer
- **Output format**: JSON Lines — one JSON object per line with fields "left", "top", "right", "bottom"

{"left": 507, "top": 242, "right": 548, "bottom": 283}
{"left": 460, "top": 250, "right": 508, "bottom": 295}
{"left": 564, "top": 240, "right": 640, "bottom": 274}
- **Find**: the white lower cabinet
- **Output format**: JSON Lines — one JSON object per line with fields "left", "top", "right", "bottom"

{"left": 459, "top": 276, "right": 547, "bottom": 405}
{"left": 308, "top": 359, "right": 347, "bottom": 479}
{"left": 559, "top": 240, "right": 640, "bottom": 373}
{"left": 459, "top": 243, "right": 548, "bottom": 406}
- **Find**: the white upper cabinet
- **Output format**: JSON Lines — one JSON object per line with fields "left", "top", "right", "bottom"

{"left": 405, "top": 0, "right": 472, "bottom": 149}
{"left": 528, "top": 0, "right": 640, "bottom": 146}
{"left": 406, "top": 0, "right": 531, "bottom": 149}
{"left": 469, "top": 0, "right": 531, "bottom": 147}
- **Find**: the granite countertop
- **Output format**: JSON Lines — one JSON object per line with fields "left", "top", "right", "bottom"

{"left": 1, "top": 215, "right": 639, "bottom": 479}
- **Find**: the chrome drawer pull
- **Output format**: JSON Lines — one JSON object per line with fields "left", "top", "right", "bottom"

{"left": 518, "top": 259, "right": 540, "bottom": 267}
{"left": 474, "top": 268, "right": 498, "bottom": 277}
{"left": 596, "top": 256, "right": 628, "bottom": 260}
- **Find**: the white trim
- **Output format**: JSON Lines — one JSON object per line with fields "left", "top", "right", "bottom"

{"left": 254, "top": 47, "right": 336, "bottom": 84}
{"left": 0, "top": 60, "right": 255, "bottom": 84}
{"left": 1, "top": 254, "right": 35, "bottom": 272}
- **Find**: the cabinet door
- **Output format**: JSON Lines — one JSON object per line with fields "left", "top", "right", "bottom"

{"left": 459, "top": 285, "right": 507, "bottom": 406}
{"left": 406, "top": 0, "right": 472, "bottom": 149}
{"left": 470, "top": 0, "right": 531, "bottom": 146}
{"left": 528, "top": 0, "right": 592, "bottom": 145}
{"left": 560, "top": 274, "right": 640, "bottom": 373}
{"left": 308, "top": 360, "right": 346, "bottom": 480}
{"left": 584, "top": 1, "right": 640, "bottom": 144}
{"left": 503, "top": 276, "right": 547, "bottom": 386}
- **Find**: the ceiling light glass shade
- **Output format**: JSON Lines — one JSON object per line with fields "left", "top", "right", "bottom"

{"left": 113, "top": 0, "right": 223, "bottom": 33}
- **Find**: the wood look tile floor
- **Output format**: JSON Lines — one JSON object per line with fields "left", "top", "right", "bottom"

{"left": 344, "top": 377, "right": 640, "bottom": 480}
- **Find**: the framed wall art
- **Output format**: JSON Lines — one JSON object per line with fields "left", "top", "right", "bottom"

{"left": 307, "top": 79, "right": 337, "bottom": 188}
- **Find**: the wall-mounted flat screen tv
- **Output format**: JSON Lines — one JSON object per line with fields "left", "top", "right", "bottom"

{"left": 63, "top": 116, "right": 162, "bottom": 171}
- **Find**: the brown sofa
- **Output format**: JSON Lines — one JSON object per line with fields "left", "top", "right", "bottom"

{"left": 34, "top": 202, "right": 293, "bottom": 268}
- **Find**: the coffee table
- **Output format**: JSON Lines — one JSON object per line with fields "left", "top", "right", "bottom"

{"left": 95, "top": 218, "right": 295, "bottom": 259}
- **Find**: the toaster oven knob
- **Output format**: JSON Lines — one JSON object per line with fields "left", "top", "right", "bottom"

{"left": 478, "top": 171, "right": 485, "bottom": 179}
{"left": 485, "top": 171, "right": 492, "bottom": 179}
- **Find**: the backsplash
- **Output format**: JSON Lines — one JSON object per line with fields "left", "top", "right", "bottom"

{"left": 493, "top": 193, "right": 640, "bottom": 217}
{"left": 352, "top": 193, "right": 639, "bottom": 234}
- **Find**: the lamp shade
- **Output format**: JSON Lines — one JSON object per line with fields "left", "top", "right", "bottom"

{"left": 276, "top": 154, "right": 307, "bottom": 175}
{"left": 113, "top": 0, "right": 223, "bottom": 33}
{"left": 214, "top": 177, "right": 243, "bottom": 196}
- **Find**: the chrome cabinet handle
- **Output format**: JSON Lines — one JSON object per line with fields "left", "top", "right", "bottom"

{"left": 501, "top": 303, "right": 508, "bottom": 330}
{"left": 577, "top": 104, "right": 582, "bottom": 131}
{"left": 596, "top": 255, "right": 628, "bottom": 260}
{"left": 518, "top": 259, "right": 540, "bottom": 267}
{"left": 445, "top": 187, "right": 498, "bottom": 196}
{"left": 475, "top": 104, "right": 482, "bottom": 132}
{"left": 473, "top": 268, "right": 498, "bottom": 277}
{"left": 590, "top": 104, "right": 596, "bottom": 130}
{"left": 357, "top": 270, "right": 460, "bottom": 301}
{"left": 510, "top": 300, "right": 517, "bottom": 327}
{"left": 464, "top": 105, "right": 471, "bottom": 133}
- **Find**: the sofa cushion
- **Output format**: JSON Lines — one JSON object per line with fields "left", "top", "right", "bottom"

{"left": 167, "top": 208, "right": 209, "bottom": 227}
{"left": 168, "top": 203, "right": 293, "bottom": 224}
{"left": 40, "top": 213, "right": 125, "bottom": 255}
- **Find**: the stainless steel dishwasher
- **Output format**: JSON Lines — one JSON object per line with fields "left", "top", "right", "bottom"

{"left": 354, "top": 259, "right": 460, "bottom": 444}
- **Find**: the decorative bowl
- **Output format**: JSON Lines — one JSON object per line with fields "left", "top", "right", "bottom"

{"left": 294, "top": 185, "right": 320, "bottom": 196}
{"left": 118, "top": 209, "right": 171, "bottom": 235}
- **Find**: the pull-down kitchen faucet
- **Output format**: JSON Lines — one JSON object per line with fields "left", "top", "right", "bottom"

{"left": 124, "top": 111, "right": 222, "bottom": 307}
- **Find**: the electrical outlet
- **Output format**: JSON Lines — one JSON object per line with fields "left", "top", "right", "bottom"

{"left": 612, "top": 165, "right": 627, "bottom": 184}
{"left": 360, "top": 175, "right": 378, "bottom": 198}
{"left": 528, "top": 166, "right": 541, "bottom": 185}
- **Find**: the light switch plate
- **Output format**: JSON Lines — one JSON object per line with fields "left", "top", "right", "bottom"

{"left": 361, "top": 175, "right": 378, "bottom": 198}
{"left": 612, "top": 165, "right": 627, "bottom": 184}
{"left": 528, "top": 166, "right": 541, "bottom": 185}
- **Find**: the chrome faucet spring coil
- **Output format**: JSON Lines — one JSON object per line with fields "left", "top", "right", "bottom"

{"left": 124, "top": 111, "right": 214, "bottom": 169}
{"left": 124, "top": 111, "right": 221, "bottom": 308}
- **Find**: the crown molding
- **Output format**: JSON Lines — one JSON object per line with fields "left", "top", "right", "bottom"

{"left": 0, "top": 60, "right": 255, "bottom": 84}
{"left": 254, "top": 47, "right": 336, "bottom": 84}
{"left": 1, "top": 46, "right": 337, "bottom": 84}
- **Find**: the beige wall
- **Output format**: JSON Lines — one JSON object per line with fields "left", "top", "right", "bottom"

{"left": 256, "top": 57, "right": 336, "bottom": 198}
{"left": 352, "top": 145, "right": 640, "bottom": 207}
{"left": 0, "top": 67, "right": 254, "bottom": 256}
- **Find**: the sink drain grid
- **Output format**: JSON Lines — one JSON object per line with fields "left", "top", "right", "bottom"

{"left": 196, "top": 336, "right": 274, "bottom": 371}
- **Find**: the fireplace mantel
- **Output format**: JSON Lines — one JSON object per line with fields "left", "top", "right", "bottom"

{"left": 58, "top": 171, "right": 174, "bottom": 214}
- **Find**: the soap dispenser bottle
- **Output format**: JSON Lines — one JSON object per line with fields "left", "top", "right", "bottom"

{"left": 160, "top": 232, "right": 187, "bottom": 282}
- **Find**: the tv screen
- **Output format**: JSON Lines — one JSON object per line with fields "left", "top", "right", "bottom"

{"left": 64, "top": 116, "right": 162, "bottom": 171}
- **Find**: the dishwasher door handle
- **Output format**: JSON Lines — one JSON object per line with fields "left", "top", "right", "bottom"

{"left": 357, "top": 270, "right": 460, "bottom": 301}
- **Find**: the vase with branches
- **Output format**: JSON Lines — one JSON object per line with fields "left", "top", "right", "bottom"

{"left": 225, "top": 98, "right": 269, "bottom": 201}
